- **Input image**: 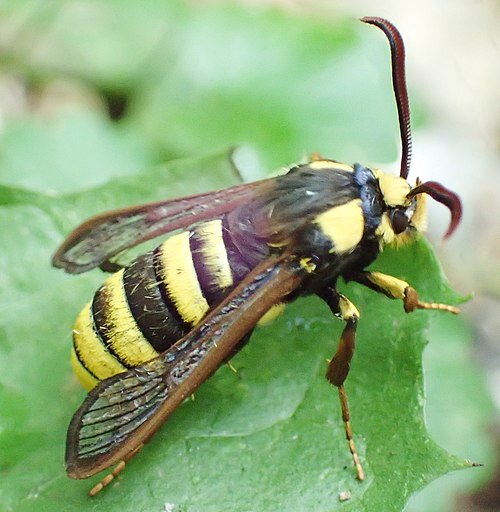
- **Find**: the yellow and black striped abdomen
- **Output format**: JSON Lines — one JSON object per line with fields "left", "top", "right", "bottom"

{"left": 71, "top": 219, "right": 238, "bottom": 390}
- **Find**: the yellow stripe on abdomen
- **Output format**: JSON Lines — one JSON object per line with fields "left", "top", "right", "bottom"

{"left": 195, "top": 219, "right": 233, "bottom": 289}
{"left": 314, "top": 199, "right": 364, "bottom": 253}
{"left": 72, "top": 302, "right": 127, "bottom": 380}
{"left": 71, "top": 347, "right": 98, "bottom": 391}
{"left": 97, "top": 269, "right": 159, "bottom": 367}
{"left": 158, "top": 231, "right": 210, "bottom": 325}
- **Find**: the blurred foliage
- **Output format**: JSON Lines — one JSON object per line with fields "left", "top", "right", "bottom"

{"left": 0, "top": 0, "right": 402, "bottom": 178}
{"left": 0, "top": 1, "right": 494, "bottom": 511}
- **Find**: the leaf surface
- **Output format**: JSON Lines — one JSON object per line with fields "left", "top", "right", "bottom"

{"left": 0, "top": 149, "right": 487, "bottom": 512}
{"left": 0, "top": 3, "right": 493, "bottom": 511}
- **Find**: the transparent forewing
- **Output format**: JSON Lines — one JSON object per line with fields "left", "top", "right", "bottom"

{"left": 66, "top": 255, "right": 306, "bottom": 479}
{"left": 53, "top": 181, "right": 267, "bottom": 274}
{"left": 72, "top": 360, "right": 169, "bottom": 460}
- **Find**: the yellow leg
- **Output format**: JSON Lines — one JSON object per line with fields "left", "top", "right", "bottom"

{"left": 356, "top": 271, "right": 460, "bottom": 315}
{"left": 338, "top": 385, "right": 365, "bottom": 481}
{"left": 226, "top": 360, "right": 238, "bottom": 373}
{"left": 89, "top": 443, "right": 144, "bottom": 496}
{"left": 403, "top": 286, "right": 459, "bottom": 314}
{"left": 320, "top": 289, "right": 365, "bottom": 481}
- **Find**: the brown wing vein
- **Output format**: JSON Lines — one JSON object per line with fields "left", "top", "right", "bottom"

{"left": 54, "top": 180, "right": 268, "bottom": 274}
{"left": 66, "top": 254, "right": 306, "bottom": 478}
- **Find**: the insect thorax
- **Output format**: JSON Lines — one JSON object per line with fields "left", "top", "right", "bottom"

{"left": 71, "top": 160, "right": 423, "bottom": 391}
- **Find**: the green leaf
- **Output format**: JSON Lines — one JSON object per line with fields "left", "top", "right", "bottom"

{"left": 0, "top": 3, "right": 494, "bottom": 511}
{"left": 405, "top": 314, "right": 495, "bottom": 512}
{"left": 0, "top": 109, "right": 155, "bottom": 194}
{"left": 0, "top": 149, "right": 489, "bottom": 512}
{"left": 127, "top": 7, "right": 399, "bottom": 170}
{"left": 0, "top": 1, "right": 400, "bottom": 169}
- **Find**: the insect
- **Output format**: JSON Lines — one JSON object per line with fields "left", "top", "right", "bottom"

{"left": 53, "top": 17, "right": 462, "bottom": 496}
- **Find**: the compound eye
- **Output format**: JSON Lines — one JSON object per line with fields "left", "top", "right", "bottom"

{"left": 390, "top": 208, "right": 409, "bottom": 234}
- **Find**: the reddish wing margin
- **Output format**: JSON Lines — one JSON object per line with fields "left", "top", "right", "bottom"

{"left": 53, "top": 180, "right": 268, "bottom": 274}
{"left": 66, "top": 254, "right": 306, "bottom": 478}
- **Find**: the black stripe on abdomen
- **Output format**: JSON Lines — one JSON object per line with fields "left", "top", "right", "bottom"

{"left": 91, "top": 288, "right": 133, "bottom": 369}
{"left": 123, "top": 251, "right": 188, "bottom": 352}
{"left": 90, "top": 268, "right": 159, "bottom": 368}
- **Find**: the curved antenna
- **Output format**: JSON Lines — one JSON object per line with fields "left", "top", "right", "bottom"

{"left": 361, "top": 17, "right": 412, "bottom": 179}
{"left": 408, "top": 181, "right": 463, "bottom": 238}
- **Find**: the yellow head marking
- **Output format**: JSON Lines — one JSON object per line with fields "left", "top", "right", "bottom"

{"left": 375, "top": 213, "right": 395, "bottom": 246}
{"left": 374, "top": 170, "right": 411, "bottom": 207}
{"left": 409, "top": 189, "right": 427, "bottom": 233}
{"left": 314, "top": 199, "right": 364, "bottom": 253}
{"left": 375, "top": 212, "right": 417, "bottom": 248}
{"left": 375, "top": 190, "right": 427, "bottom": 249}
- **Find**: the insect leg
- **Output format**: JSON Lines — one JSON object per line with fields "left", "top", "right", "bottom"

{"left": 98, "top": 260, "right": 124, "bottom": 273}
{"left": 319, "top": 287, "right": 365, "bottom": 481}
{"left": 350, "top": 271, "right": 460, "bottom": 314}
{"left": 89, "top": 443, "right": 144, "bottom": 496}
{"left": 224, "top": 330, "right": 253, "bottom": 373}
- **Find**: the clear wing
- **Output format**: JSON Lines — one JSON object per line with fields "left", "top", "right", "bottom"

{"left": 66, "top": 254, "right": 306, "bottom": 478}
{"left": 53, "top": 180, "right": 268, "bottom": 274}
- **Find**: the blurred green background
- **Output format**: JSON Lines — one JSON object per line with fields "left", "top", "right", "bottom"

{"left": 0, "top": 1, "right": 498, "bottom": 511}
